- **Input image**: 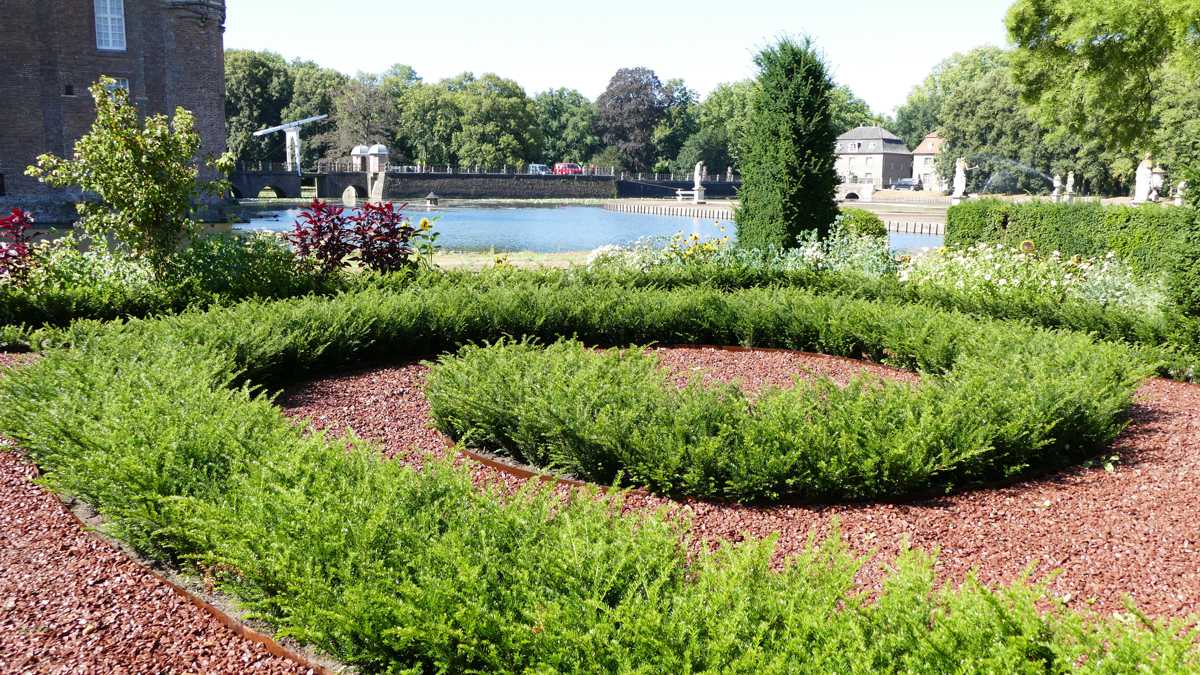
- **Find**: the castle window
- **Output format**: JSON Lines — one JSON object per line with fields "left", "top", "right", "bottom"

{"left": 95, "top": 0, "right": 126, "bottom": 51}
{"left": 64, "top": 84, "right": 75, "bottom": 96}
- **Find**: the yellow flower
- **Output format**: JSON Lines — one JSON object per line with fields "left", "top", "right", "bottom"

{"left": 419, "top": 218, "right": 432, "bottom": 231}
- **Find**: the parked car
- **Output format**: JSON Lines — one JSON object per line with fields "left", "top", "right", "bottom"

{"left": 893, "top": 178, "right": 922, "bottom": 191}
{"left": 554, "top": 162, "right": 584, "bottom": 175}
{"left": 527, "top": 164, "right": 551, "bottom": 175}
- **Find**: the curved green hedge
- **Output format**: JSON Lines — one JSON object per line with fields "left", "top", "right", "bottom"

{"left": 427, "top": 336, "right": 1136, "bottom": 503}
{"left": 0, "top": 282, "right": 1190, "bottom": 671}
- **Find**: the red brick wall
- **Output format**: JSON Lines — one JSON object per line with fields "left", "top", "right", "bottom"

{"left": 0, "top": 0, "right": 226, "bottom": 197}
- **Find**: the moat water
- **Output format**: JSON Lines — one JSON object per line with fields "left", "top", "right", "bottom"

{"left": 235, "top": 203, "right": 944, "bottom": 253}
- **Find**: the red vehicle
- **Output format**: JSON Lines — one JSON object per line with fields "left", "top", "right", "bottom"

{"left": 553, "top": 162, "right": 584, "bottom": 175}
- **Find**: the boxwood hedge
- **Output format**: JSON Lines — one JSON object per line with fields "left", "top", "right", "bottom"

{"left": 428, "top": 338, "right": 1138, "bottom": 502}
{"left": 0, "top": 281, "right": 1193, "bottom": 671}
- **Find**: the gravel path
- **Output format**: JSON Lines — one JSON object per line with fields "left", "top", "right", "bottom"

{"left": 281, "top": 346, "right": 1200, "bottom": 619}
{"left": 0, "top": 352, "right": 315, "bottom": 674}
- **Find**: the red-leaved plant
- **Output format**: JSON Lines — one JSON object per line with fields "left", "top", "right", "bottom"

{"left": 288, "top": 199, "right": 355, "bottom": 276}
{"left": 289, "top": 199, "right": 430, "bottom": 275}
{"left": 352, "top": 202, "right": 416, "bottom": 273}
{"left": 0, "top": 208, "right": 34, "bottom": 282}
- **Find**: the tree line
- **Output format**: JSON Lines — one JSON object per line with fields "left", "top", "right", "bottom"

{"left": 224, "top": 51, "right": 883, "bottom": 174}
{"left": 891, "top": 0, "right": 1199, "bottom": 197}
{"left": 226, "top": 0, "right": 1199, "bottom": 197}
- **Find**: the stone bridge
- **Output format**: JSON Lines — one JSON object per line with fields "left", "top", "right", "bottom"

{"left": 230, "top": 170, "right": 742, "bottom": 202}
{"left": 228, "top": 170, "right": 307, "bottom": 200}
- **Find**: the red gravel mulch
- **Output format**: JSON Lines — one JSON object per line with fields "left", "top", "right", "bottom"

{"left": 281, "top": 346, "right": 1200, "bottom": 620}
{"left": 0, "top": 351, "right": 318, "bottom": 674}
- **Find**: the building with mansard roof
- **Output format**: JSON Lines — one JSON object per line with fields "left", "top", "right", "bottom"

{"left": 834, "top": 126, "right": 912, "bottom": 190}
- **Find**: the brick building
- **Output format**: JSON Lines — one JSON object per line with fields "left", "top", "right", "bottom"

{"left": 0, "top": 0, "right": 227, "bottom": 207}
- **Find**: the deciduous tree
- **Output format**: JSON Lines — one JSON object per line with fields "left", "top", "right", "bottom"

{"left": 452, "top": 75, "right": 541, "bottom": 169}
{"left": 27, "top": 79, "right": 234, "bottom": 272}
{"left": 224, "top": 50, "right": 293, "bottom": 163}
{"left": 283, "top": 60, "right": 347, "bottom": 164}
{"left": 533, "top": 88, "right": 601, "bottom": 164}
{"left": 596, "top": 68, "right": 668, "bottom": 171}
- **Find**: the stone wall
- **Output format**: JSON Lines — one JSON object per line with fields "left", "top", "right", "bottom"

{"left": 321, "top": 174, "right": 621, "bottom": 201}
{"left": 616, "top": 180, "right": 741, "bottom": 199}
{"left": 0, "top": 0, "right": 227, "bottom": 197}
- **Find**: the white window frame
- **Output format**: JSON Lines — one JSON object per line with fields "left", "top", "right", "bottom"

{"left": 95, "top": 0, "right": 127, "bottom": 51}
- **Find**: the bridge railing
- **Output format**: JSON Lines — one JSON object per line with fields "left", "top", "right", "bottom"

{"left": 238, "top": 161, "right": 742, "bottom": 183}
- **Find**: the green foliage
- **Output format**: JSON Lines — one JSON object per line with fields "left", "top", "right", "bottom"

{"left": 651, "top": 79, "right": 700, "bottom": 172}
{"left": 595, "top": 67, "right": 668, "bottom": 171}
{"left": 281, "top": 60, "right": 347, "bottom": 164}
{"left": 736, "top": 37, "right": 840, "bottom": 248}
{"left": 946, "top": 199, "right": 1200, "bottom": 315}
{"left": 25, "top": 79, "right": 233, "bottom": 272}
{"left": 533, "top": 88, "right": 601, "bottom": 164}
{"left": 0, "top": 232, "right": 330, "bottom": 328}
{"left": 1006, "top": 0, "right": 1200, "bottom": 151}
{"left": 829, "top": 84, "right": 885, "bottom": 134}
{"left": 224, "top": 50, "right": 294, "bottom": 163}
{"left": 836, "top": 207, "right": 887, "bottom": 238}
{"left": 328, "top": 76, "right": 395, "bottom": 159}
{"left": 672, "top": 126, "right": 732, "bottom": 175}
{"left": 452, "top": 75, "right": 541, "bottom": 169}
{"left": 697, "top": 80, "right": 757, "bottom": 170}
{"left": 0, "top": 285, "right": 1193, "bottom": 671}
{"left": 393, "top": 83, "right": 462, "bottom": 167}
{"left": 428, "top": 336, "right": 1139, "bottom": 502}
{"left": 893, "top": 47, "right": 1013, "bottom": 151}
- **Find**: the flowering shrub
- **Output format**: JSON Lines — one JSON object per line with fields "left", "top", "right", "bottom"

{"left": 588, "top": 224, "right": 895, "bottom": 277}
{"left": 0, "top": 208, "right": 35, "bottom": 282}
{"left": 793, "top": 225, "right": 897, "bottom": 276}
{"left": 588, "top": 228, "right": 733, "bottom": 270}
{"left": 899, "top": 243, "right": 1166, "bottom": 312}
{"left": 290, "top": 199, "right": 439, "bottom": 275}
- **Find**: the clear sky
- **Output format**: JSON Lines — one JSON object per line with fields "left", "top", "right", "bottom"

{"left": 225, "top": 0, "right": 1013, "bottom": 114}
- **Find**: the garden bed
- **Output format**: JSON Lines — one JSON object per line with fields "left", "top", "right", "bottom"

{"left": 282, "top": 346, "right": 1200, "bottom": 619}
{"left": 2, "top": 284, "right": 1194, "bottom": 670}
{"left": 0, "top": 452, "right": 315, "bottom": 673}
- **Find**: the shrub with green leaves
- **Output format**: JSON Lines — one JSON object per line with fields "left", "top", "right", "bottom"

{"left": 427, "top": 336, "right": 1139, "bottom": 502}
{"left": 837, "top": 207, "right": 887, "bottom": 238}
{"left": 0, "top": 232, "right": 333, "bottom": 329}
{"left": 0, "top": 283, "right": 1193, "bottom": 671}
{"left": 25, "top": 78, "right": 235, "bottom": 273}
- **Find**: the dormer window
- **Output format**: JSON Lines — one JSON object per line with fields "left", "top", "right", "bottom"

{"left": 95, "top": 0, "right": 126, "bottom": 51}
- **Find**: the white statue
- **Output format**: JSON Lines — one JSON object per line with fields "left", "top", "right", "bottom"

{"left": 1051, "top": 174, "right": 1062, "bottom": 200}
{"left": 1066, "top": 171, "right": 1075, "bottom": 195}
{"left": 952, "top": 157, "right": 972, "bottom": 198}
{"left": 1150, "top": 166, "right": 1166, "bottom": 202}
{"left": 693, "top": 161, "right": 705, "bottom": 190}
{"left": 1133, "top": 153, "right": 1154, "bottom": 203}
{"left": 1177, "top": 180, "right": 1189, "bottom": 207}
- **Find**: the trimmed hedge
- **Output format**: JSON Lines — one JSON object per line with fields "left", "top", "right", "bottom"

{"left": 946, "top": 200, "right": 1200, "bottom": 315}
{"left": 0, "top": 283, "right": 1193, "bottom": 671}
{"left": 428, "top": 337, "right": 1137, "bottom": 502}
{"left": 838, "top": 207, "right": 887, "bottom": 238}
